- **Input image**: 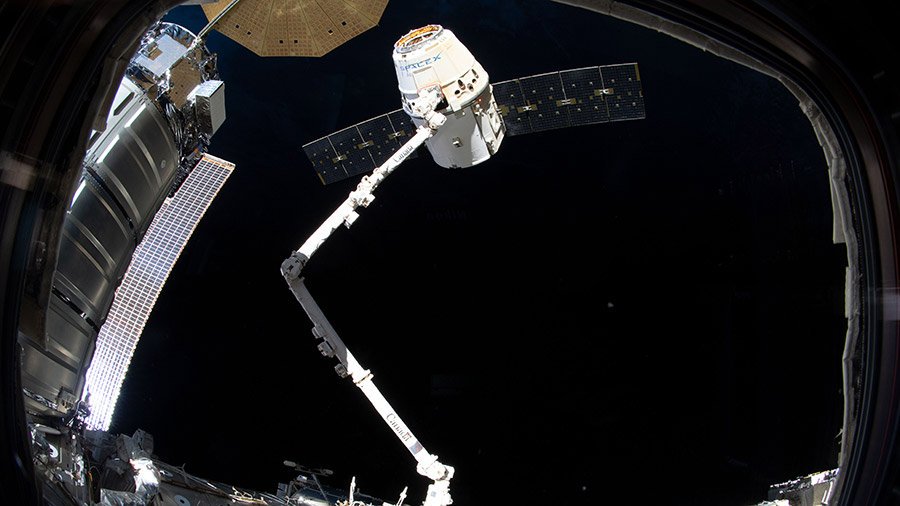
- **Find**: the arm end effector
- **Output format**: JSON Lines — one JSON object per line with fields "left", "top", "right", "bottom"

{"left": 281, "top": 251, "right": 309, "bottom": 281}
{"left": 418, "top": 455, "right": 454, "bottom": 506}
{"left": 418, "top": 455, "right": 453, "bottom": 482}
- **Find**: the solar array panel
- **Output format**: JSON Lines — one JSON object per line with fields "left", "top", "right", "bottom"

{"left": 302, "top": 109, "right": 419, "bottom": 185}
{"left": 560, "top": 67, "right": 610, "bottom": 125}
{"left": 600, "top": 63, "right": 646, "bottom": 122}
{"left": 493, "top": 63, "right": 644, "bottom": 136}
{"left": 519, "top": 72, "right": 571, "bottom": 132}
{"left": 491, "top": 79, "right": 531, "bottom": 136}
{"left": 200, "top": 0, "right": 389, "bottom": 57}
{"left": 303, "top": 63, "right": 644, "bottom": 185}
{"left": 82, "top": 154, "right": 235, "bottom": 430}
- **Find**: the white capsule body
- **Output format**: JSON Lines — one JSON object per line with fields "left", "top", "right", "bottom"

{"left": 392, "top": 25, "right": 505, "bottom": 169}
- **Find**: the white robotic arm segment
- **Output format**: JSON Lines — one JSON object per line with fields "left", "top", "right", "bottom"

{"left": 282, "top": 85, "right": 454, "bottom": 506}
{"left": 289, "top": 125, "right": 428, "bottom": 268}
{"left": 284, "top": 277, "right": 455, "bottom": 505}
{"left": 285, "top": 88, "right": 446, "bottom": 273}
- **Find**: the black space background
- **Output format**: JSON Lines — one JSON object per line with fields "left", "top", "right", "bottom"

{"left": 112, "top": 1, "right": 847, "bottom": 504}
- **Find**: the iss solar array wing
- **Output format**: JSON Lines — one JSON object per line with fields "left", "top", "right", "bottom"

{"left": 493, "top": 63, "right": 645, "bottom": 136}
{"left": 302, "top": 109, "right": 419, "bottom": 185}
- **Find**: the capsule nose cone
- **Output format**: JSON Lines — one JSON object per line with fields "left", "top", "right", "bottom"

{"left": 394, "top": 24, "right": 444, "bottom": 53}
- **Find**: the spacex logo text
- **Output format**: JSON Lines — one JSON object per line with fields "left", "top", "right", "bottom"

{"left": 401, "top": 53, "right": 442, "bottom": 72}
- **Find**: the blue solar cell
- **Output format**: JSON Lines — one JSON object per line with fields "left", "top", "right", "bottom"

{"left": 599, "top": 63, "right": 645, "bottom": 122}
{"left": 302, "top": 137, "right": 347, "bottom": 185}
{"left": 492, "top": 79, "right": 533, "bottom": 136}
{"left": 560, "top": 67, "right": 610, "bottom": 126}
{"left": 355, "top": 114, "right": 401, "bottom": 167}
{"left": 328, "top": 125, "right": 376, "bottom": 180}
{"left": 518, "top": 72, "right": 569, "bottom": 133}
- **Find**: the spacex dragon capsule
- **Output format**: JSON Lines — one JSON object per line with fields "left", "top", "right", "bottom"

{"left": 392, "top": 25, "right": 506, "bottom": 169}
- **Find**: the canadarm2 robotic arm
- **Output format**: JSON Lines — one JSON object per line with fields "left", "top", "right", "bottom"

{"left": 281, "top": 88, "right": 455, "bottom": 506}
